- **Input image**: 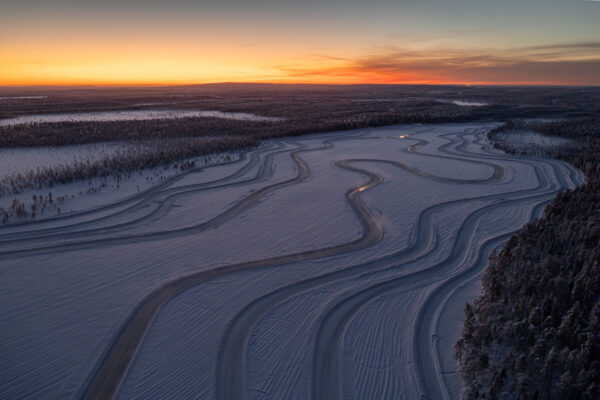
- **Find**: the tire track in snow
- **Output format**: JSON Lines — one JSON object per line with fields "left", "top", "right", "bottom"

{"left": 0, "top": 142, "right": 294, "bottom": 248}
{"left": 0, "top": 144, "right": 269, "bottom": 236}
{"left": 0, "top": 142, "right": 326, "bottom": 260}
{"left": 440, "top": 127, "right": 580, "bottom": 190}
{"left": 75, "top": 129, "right": 572, "bottom": 400}
{"left": 310, "top": 130, "right": 579, "bottom": 400}
{"left": 5, "top": 125, "right": 572, "bottom": 400}
{"left": 413, "top": 127, "right": 582, "bottom": 399}
{"left": 0, "top": 143, "right": 280, "bottom": 242}
{"left": 403, "top": 137, "right": 506, "bottom": 184}
{"left": 78, "top": 141, "right": 385, "bottom": 400}
{"left": 215, "top": 133, "right": 516, "bottom": 400}
{"left": 0, "top": 131, "right": 384, "bottom": 258}
{"left": 412, "top": 200, "right": 549, "bottom": 400}
{"left": 76, "top": 129, "right": 432, "bottom": 399}
{"left": 312, "top": 195, "right": 556, "bottom": 400}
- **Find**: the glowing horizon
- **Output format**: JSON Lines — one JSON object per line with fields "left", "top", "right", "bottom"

{"left": 2, "top": 0, "right": 600, "bottom": 86}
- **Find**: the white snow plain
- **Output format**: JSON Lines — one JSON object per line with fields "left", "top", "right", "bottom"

{"left": 0, "top": 123, "right": 583, "bottom": 400}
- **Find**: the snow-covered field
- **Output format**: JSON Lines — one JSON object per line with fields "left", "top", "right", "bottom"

{"left": 0, "top": 143, "right": 247, "bottom": 219}
{"left": 0, "top": 123, "right": 583, "bottom": 400}
{"left": 0, "top": 110, "right": 282, "bottom": 127}
{"left": 436, "top": 99, "right": 488, "bottom": 107}
{"left": 0, "top": 143, "right": 141, "bottom": 178}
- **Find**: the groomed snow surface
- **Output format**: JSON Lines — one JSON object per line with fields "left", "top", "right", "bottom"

{"left": 0, "top": 123, "right": 583, "bottom": 400}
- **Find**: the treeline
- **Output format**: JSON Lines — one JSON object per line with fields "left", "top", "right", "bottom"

{"left": 1, "top": 85, "right": 598, "bottom": 223}
{"left": 489, "top": 118, "right": 600, "bottom": 179}
{"left": 0, "top": 110, "right": 476, "bottom": 148}
{"left": 2, "top": 83, "right": 596, "bottom": 121}
{"left": 3, "top": 84, "right": 597, "bottom": 149}
{"left": 0, "top": 135, "right": 256, "bottom": 196}
{"left": 2, "top": 85, "right": 597, "bottom": 201}
{"left": 0, "top": 117, "right": 275, "bottom": 148}
{"left": 458, "top": 117, "right": 600, "bottom": 399}
{"left": 0, "top": 193, "right": 69, "bottom": 223}
{"left": 0, "top": 105, "right": 566, "bottom": 148}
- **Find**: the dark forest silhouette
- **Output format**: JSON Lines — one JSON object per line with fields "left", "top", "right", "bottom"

{"left": 458, "top": 117, "right": 600, "bottom": 399}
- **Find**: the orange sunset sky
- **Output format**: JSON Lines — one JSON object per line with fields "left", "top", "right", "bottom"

{"left": 1, "top": 0, "right": 600, "bottom": 86}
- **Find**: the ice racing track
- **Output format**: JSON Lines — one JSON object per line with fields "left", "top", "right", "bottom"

{"left": 0, "top": 123, "right": 583, "bottom": 400}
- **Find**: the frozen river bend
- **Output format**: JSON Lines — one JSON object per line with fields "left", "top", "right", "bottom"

{"left": 0, "top": 123, "right": 583, "bottom": 400}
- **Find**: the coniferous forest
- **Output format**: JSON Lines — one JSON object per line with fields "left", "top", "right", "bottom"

{"left": 458, "top": 117, "right": 600, "bottom": 399}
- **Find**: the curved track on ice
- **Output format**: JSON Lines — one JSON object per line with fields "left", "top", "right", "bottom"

{"left": 78, "top": 149, "right": 388, "bottom": 399}
{"left": 309, "top": 130, "right": 579, "bottom": 400}
{"left": 214, "top": 128, "right": 577, "bottom": 400}
{"left": 215, "top": 144, "right": 511, "bottom": 399}
{"left": 0, "top": 144, "right": 269, "bottom": 237}
{"left": 0, "top": 142, "right": 292, "bottom": 247}
{"left": 0, "top": 124, "right": 582, "bottom": 400}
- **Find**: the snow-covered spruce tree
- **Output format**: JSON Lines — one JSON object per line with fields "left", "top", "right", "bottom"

{"left": 458, "top": 117, "right": 600, "bottom": 400}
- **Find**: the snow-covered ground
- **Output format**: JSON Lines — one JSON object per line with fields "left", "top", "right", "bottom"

{"left": 0, "top": 123, "right": 582, "bottom": 400}
{"left": 493, "top": 130, "right": 572, "bottom": 155}
{"left": 0, "top": 110, "right": 282, "bottom": 127}
{"left": 0, "top": 144, "right": 249, "bottom": 222}
{"left": 0, "top": 143, "right": 141, "bottom": 178}
{"left": 0, "top": 96, "right": 47, "bottom": 101}
{"left": 436, "top": 99, "right": 488, "bottom": 107}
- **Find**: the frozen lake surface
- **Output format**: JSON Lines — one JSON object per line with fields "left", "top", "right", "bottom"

{"left": 0, "top": 110, "right": 283, "bottom": 127}
{"left": 436, "top": 99, "right": 488, "bottom": 107}
{"left": 0, "top": 123, "right": 583, "bottom": 400}
{"left": 0, "top": 96, "right": 48, "bottom": 101}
